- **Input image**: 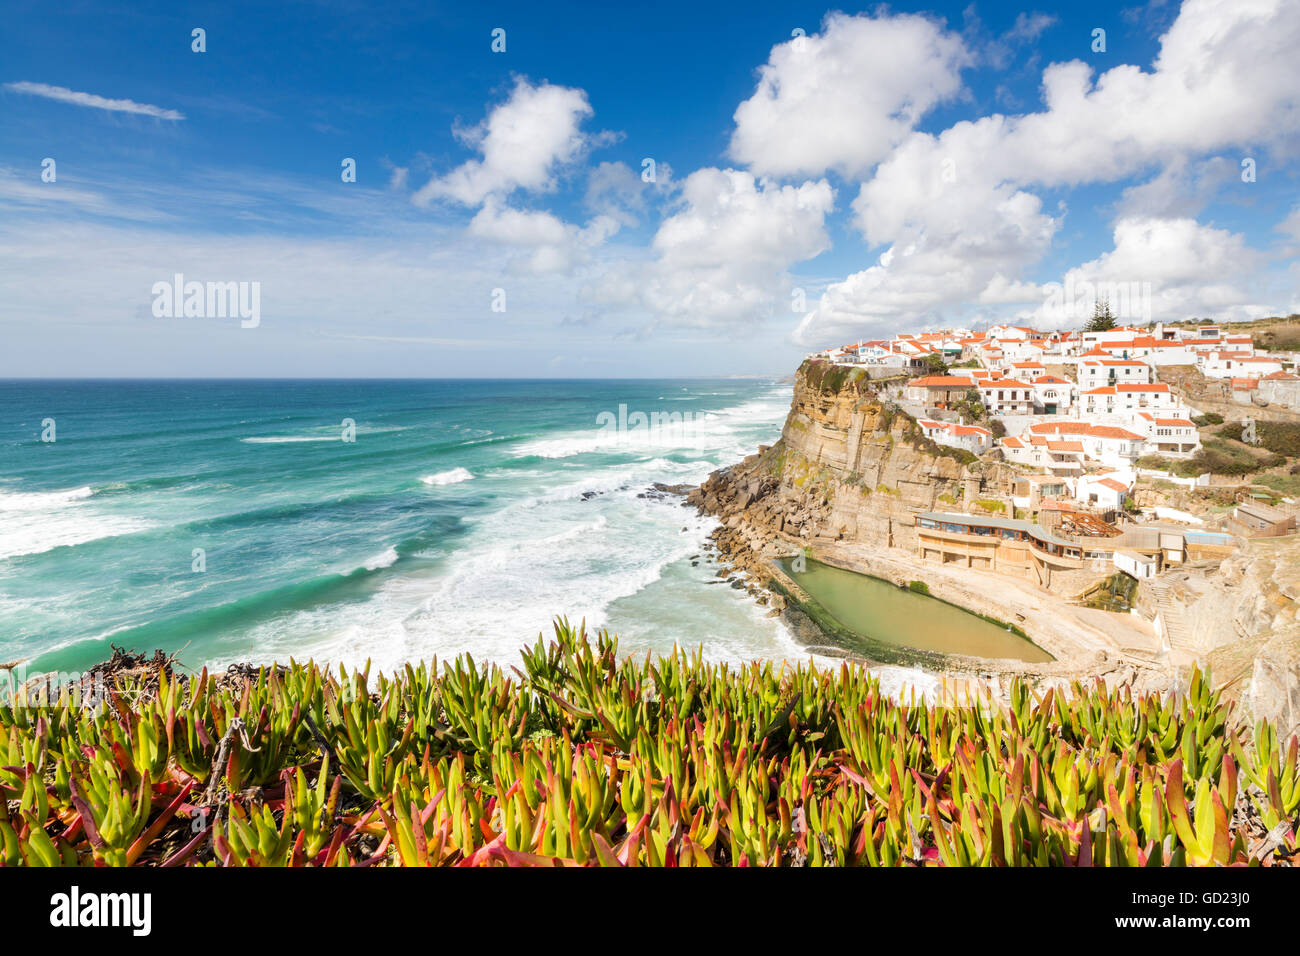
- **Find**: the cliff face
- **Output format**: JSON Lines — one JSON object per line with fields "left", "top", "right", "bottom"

{"left": 690, "top": 359, "right": 1300, "bottom": 735}
{"left": 691, "top": 360, "right": 1000, "bottom": 570}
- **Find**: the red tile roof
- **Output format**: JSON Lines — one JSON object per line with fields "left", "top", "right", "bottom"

{"left": 978, "top": 379, "right": 1032, "bottom": 389}
{"left": 908, "top": 375, "right": 976, "bottom": 388}
{"left": 1089, "top": 425, "right": 1147, "bottom": 440}
{"left": 1028, "top": 421, "right": 1145, "bottom": 441}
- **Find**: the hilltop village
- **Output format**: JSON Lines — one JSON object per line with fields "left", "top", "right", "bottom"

{"left": 690, "top": 317, "right": 1300, "bottom": 733}
{"left": 809, "top": 321, "right": 1300, "bottom": 553}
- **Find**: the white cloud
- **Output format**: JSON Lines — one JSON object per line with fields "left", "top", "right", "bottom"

{"left": 795, "top": 185, "right": 1057, "bottom": 344}
{"left": 980, "top": 274, "right": 1046, "bottom": 304}
{"left": 583, "top": 160, "right": 661, "bottom": 227}
{"left": 794, "top": 0, "right": 1300, "bottom": 344}
{"left": 467, "top": 199, "right": 619, "bottom": 274}
{"left": 413, "top": 79, "right": 597, "bottom": 206}
{"left": 1025, "top": 217, "right": 1270, "bottom": 328}
{"left": 1117, "top": 156, "right": 1237, "bottom": 218}
{"left": 600, "top": 169, "right": 833, "bottom": 325}
{"left": 728, "top": 12, "right": 970, "bottom": 178}
{"left": 1278, "top": 206, "right": 1300, "bottom": 243}
{"left": 1005, "top": 12, "right": 1057, "bottom": 42}
{"left": 3, "top": 81, "right": 184, "bottom": 120}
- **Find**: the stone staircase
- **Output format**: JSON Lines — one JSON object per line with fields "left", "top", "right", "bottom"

{"left": 1147, "top": 579, "right": 1194, "bottom": 658}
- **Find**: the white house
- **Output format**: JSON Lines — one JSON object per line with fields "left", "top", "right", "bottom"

{"left": 917, "top": 419, "right": 993, "bottom": 455}
{"left": 977, "top": 378, "right": 1034, "bottom": 414}
{"left": 1231, "top": 378, "right": 1260, "bottom": 402}
{"left": 999, "top": 435, "right": 1086, "bottom": 476}
{"left": 1007, "top": 361, "right": 1048, "bottom": 381}
{"left": 1084, "top": 336, "right": 1205, "bottom": 365}
{"left": 1026, "top": 422, "right": 1148, "bottom": 469}
{"left": 986, "top": 325, "right": 1035, "bottom": 341}
{"left": 1114, "top": 549, "right": 1158, "bottom": 579}
{"left": 1032, "top": 375, "right": 1077, "bottom": 414}
{"left": 1075, "top": 472, "right": 1134, "bottom": 511}
{"left": 1080, "top": 327, "right": 1149, "bottom": 349}
{"left": 1200, "top": 351, "right": 1285, "bottom": 379}
{"left": 1078, "top": 359, "right": 1153, "bottom": 391}
{"left": 1134, "top": 413, "right": 1201, "bottom": 457}
{"left": 1081, "top": 383, "right": 1185, "bottom": 418}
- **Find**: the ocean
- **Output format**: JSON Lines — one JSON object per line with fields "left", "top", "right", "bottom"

{"left": 0, "top": 378, "right": 815, "bottom": 678}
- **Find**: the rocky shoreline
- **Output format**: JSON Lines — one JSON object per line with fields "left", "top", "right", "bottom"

{"left": 666, "top": 361, "right": 1300, "bottom": 734}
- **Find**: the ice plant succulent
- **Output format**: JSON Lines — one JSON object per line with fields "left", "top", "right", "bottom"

{"left": 0, "top": 620, "right": 1296, "bottom": 867}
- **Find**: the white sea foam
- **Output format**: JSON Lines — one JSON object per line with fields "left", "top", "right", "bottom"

{"left": 241, "top": 435, "right": 342, "bottom": 444}
{"left": 190, "top": 383, "right": 801, "bottom": 678}
{"left": 420, "top": 467, "right": 474, "bottom": 486}
{"left": 511, "top": 393, "right": 791, "bottom": 463}
{"left": 241, "top": 425, "right": 409, "bottom": 444}
{"left": 0, "top": 486, "right": 150, "bottom": 561}
{"left": 0, "top": 486, "right": 94, "bottom": 510}
{"left": 362, "top": 547, "right": 400, "bottom": 571}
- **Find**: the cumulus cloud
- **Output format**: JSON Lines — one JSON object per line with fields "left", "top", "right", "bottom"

{"left": 4, "top": 81, "right": 184, "bottom": 120}
{"left": 1278, "top": 206, "right": 1300, "bottom": 243}
{"left": 1005, "top": 12, "right": 1058, "bottom": 43}
{"left": 794, "top": 0, "right": 1300, "bottom": 344}
{"left": 1117, "top": 156, "right": 1238, "bottom": 218}
{"left": 414, "top": 79, "right": 598, "bottom": 206}
{"left": 583, "top": 160, "right": 659, "bottom": 227}
{"left": 598, "top": 168, "right": 833, "bottom": 325}
{"left": 728, "top": 12, "right": 970, "bottom": 178}
{"left": 467, "top": 199, "right": 619, "bottom": 274}
{"left": 794, "top": 184, "right": 1057, "bottom": 343}
{"left": 1025, "top": 217, "right": 1270, "bottom": 328}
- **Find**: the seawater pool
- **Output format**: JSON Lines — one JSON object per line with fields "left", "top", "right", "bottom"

{"left": 779, "top": 558, "right": 1053, "bottom": 664}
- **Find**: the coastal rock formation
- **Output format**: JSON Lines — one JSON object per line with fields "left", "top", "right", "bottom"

{"left": 693, "top": 359, "right": 1300, "bottom": 734}
{"left": 688, "top": 360, "right": 1003, "bottom": 582}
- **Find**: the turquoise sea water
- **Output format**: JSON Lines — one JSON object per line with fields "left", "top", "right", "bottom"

{"left": 1, "top": 379, "right": 814, "bottom": 677}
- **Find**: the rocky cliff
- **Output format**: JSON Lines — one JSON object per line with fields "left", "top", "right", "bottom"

{"left": 690, "top": 359, "right": 1300, "bottom": 734}
{"left": 689, "top": 359, "right": 1004, "bottom": 577}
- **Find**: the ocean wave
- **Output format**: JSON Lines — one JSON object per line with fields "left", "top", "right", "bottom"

{"left": 420, "top": 467, "right": 474, "bottom": 486}
{"left": 0, "top": 485, "right": 151, "bottom": 562}
{"left": 0, "top": 486, "right": 93, "bottom": 511}
{"left": 362, "top": 547, "right": 400, "bottom": 570}
{"left": 241, "top": 425, "right": 410, "bottom": 444}
{"left": 241, "top": 435, "right": 343, "bottom": 444}
{"left": 510, "top": 393, "right": 790, "bottom": 462}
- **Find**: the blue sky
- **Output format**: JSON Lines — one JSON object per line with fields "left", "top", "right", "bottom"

{"left": 1, "top": 0, "right": 1297, "bottom": 377}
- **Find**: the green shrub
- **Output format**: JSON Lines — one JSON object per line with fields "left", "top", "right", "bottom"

{"left": 2, "top": 629, "right": 1300, "bottom": 868}
{"left": 1137, "top": 455, "right": 1175, "bottom": 471}
{"left": 1256, "top": 421, "right": 1300, "bottom": 458}
{"left": 907, "top": 580, "right": 930, "bottom": 595}
{"left": 0, "top": 627, "right": 1294, "bottom": 866}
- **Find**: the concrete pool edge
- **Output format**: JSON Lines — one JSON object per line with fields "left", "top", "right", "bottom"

{"left": 765, "top": 554, "right": 1055, "bottom": 671}
{"left": 757, "top": 542, "right": 1167, "bottom": 682}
